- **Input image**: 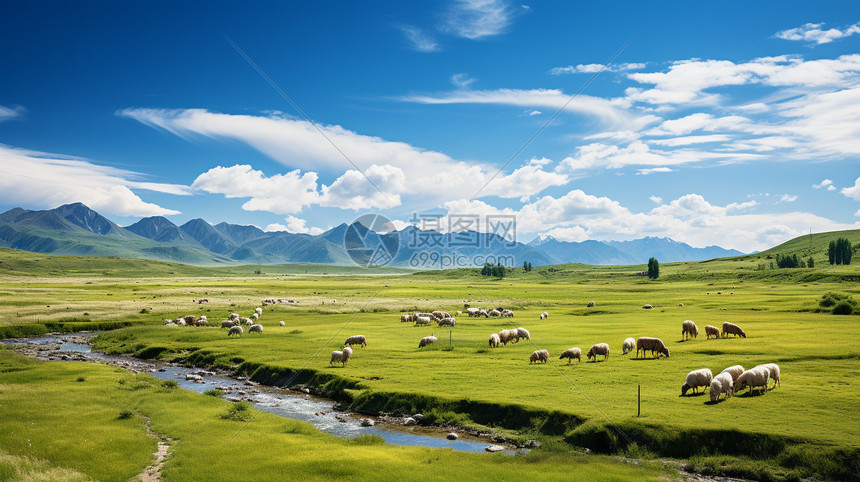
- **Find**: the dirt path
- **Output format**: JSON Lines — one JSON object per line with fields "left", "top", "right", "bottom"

{"left": 135, "top": 417, "right": 172, "bottom": 482}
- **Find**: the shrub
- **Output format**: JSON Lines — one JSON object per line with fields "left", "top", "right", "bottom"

{"left": 118, "top": 410, "right": 134, "bottom": 420}
{"left": 139, "top": 308, "right": 150, "bottom": 314}
{"left": 221, "top": 401, "right": 253, "bottom": 421}
{"left": 161, "top": 380, "right": 179, "bottom": 389}
{"left": 832, "top": 301, "right": 854, "bottom": 315}
{"left": 350, "top": 434, "right": 385, "bottom": 446}
{"left": 204, "top": 388, "right": 223, "bottom": 397}
{"left": 76, "top": 376, "right": 86, "bottom": 382}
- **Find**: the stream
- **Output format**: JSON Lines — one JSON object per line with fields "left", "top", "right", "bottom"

{"left": 3, "top": 333, "right": 521, "bottom": 455}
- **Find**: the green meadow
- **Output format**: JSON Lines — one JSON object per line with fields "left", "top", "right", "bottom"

{"left": 1, "top": 235, "right": 859, "bottom": 480}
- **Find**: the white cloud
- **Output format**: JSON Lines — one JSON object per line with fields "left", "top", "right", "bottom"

{"left": 320, "top": 164, "right": 405, "bottom": 210}
{"left": 398, "top": 25, "right": 439, "bottom": 52}
{"left": 649, "top": 196, "right": 663, "bottom": 204}
{"left": 441, "top": 0, "right": 515, "bottom": 39}
{"left": 649, "top": 134, "right": 731, "bottom": 146}
{"left": 278, "top": 215, "right": 324, "bottom": 235}
{"left": 0, "top": 144, "right": 184, "bottom": 217}
{"left": 549, "top": 62, "right": 646, "bottom": 75}
{"left": 775, "top": 22, "right": 860, "bottom": 44}
{"left": 779, "top": 194, "right": 798, "bottom": 202}
{"left": 558, "top": 140, "right": 762, "bottom": 171}
{"left": 0, "top": 105, "right": 25, "bottom": 122}
{"left": 842, "top": 177, "right": 860, "bottom": 200}
{"left": 476, "top": 164, "right": 568, "bottom": 199}
{"left": 528, "top": 110, "right": 541, "bottom": 116}
{"left": 191, "top": 164, "right": 321, "bottom": 214}
{"left": 637, "top": 167, "right": 673, "bottom": 175}
{"left": 451, "top": 73, "right": 477, "bottom": 89}
{"left": 264, "top": 223, "right": 288, "bottom": 232}
{"left": 813, "top": 179, "right": 834, "bottom": 189}
{"left": 542, "top": 225, "right": 589, "bottom": 242}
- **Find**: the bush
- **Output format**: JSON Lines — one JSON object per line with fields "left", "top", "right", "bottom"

{"left": 204, "top": 388, "right": 223, "bottom": 397}
{"left": 819, "top": 292, "right": 857, "bottom": 314}
{"left": 118, "top": 410, "right": 134, "bottom": 420}
{"left": 221, "top": 401, "right": 254, "bottom": 421}
{"left": 161, "top": 380, "right": 179, "bottom": 390}
{"left": 832, "top": 301, "right": 854, "bottom": 315}
{"left": 350, "top": 434, "right": 385, "bottom": 446}
{"left": 76, "top": 376, "right": 86, "bottom": 382}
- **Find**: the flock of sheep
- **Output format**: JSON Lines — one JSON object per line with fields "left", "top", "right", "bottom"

{"left": 682, "top": 363, "right": 781, "bottom": 402}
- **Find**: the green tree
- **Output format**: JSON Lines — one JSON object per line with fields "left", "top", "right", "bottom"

{"left": 481, "top": 262, "right": 491, "bottom": 276}
{"left": 527, "top": 262, "right": 532, "bottom": 271}
{"left": 830, "top": 238, "right": 854, "bottom": 265}
{"left": 828, "top": 240, "right": 836, "bottom": 265}
{"left": 647, "top": 257, "right": 659, "bottom": 279}
{"left": 808, "top": 256, "right": 815, "bottom": 268}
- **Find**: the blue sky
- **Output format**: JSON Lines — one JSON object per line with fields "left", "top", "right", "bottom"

{"left": 1, "top": 1, "right": 859, "bottom": 252}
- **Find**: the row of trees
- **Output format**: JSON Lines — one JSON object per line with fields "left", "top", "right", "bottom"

{"left": 828, "top": 238, "right": 853, "bottom": 265}
{"left": 775, "top": 253, "right": 815, "bottom": 269}
{"left": 481, "top": 262, "right": 506, "bottom": 278}
{"left": 522, "top": 261, "right": 533, "bottom": 272}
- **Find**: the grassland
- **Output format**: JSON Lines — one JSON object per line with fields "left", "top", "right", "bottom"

{"left": 1, "top": 240, "right": 859, "bottom": 480}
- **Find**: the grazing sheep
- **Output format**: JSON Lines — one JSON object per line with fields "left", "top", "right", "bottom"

{"left": 330, "top": 346, "right": 353, "bottom": 366}
{"left": 344, "top": 335, "right": 367, "bottom": 348}
{"left": 529, "top": 349, "right": 549, "bottom": 364}
{"left": 489, "top": 333, "right": 500, "bottom": 348}
{"left": 478, "top": 309, "right": 489, "bottom": 318}
{"left": 249, "top": 323, "right": 263, "bottom": 334}
{"left": 457, "top": 311, "right": 462, "bottom": 315}
{"left": 540, "top": 311, "right": 548, "bottom": 320}
{"left": 587, "top": 301, "right": 595, "bottom": 307}
{"left": 516, "top": 327, "right": 531, "bottom": 342}
{"left": 681, "top": 368, "right": 714, "bottom": 396}
{"left": 431, "top": 311, "right": 451, "bottom": 320}
{"left": 735, "top": 367, "right": 769, "bottom": 394}
{"left": 721, "top": 322, "right": 746, "bottom": 338}
{"left": 400, "top": 314, "right": 413, "bottom": 323}
{"left": 622, "top": 337, "right": 635, "bottom": 355}
{"left": 229, "top": 313, "right": 240, "bottom": 321}
{"left": 682, "top": 320, "right": 699, "bottom": 340}
{"left": 559, "top": 347, "right": 581, "bottom": 364}
{"left": 488, "top": 309, "right": 501, "bottom": 317}
{"left": 196, "top": 316, "right": 208, "bottom": 327}
{"left": 220, "top": 320, "right": 233, "bottom": 329}
{"left": 754, "top": 363, "right": 781, "bottom": 389}
{"left": 183, "top": 315, "right": 197, "bottom": 325}
{"left": 466, "top": 307, "right": 480, "bottom": 317}
{"left": 498, "top": 329, "right": 513, "bottom": 345}
{"left": 228, "top": 326, "right": 243, "bottom": 337}
{"left": 419, "top": 335, "right": 438, "bottom": 348}
{"left": 642, "top": 304, "right": 653, "bottom": 310}
{"left": 251, "top": 313, "right": 259, "bottom": 322}
{"left": 279, "top": 321, "right": 286, "bottom": 327}
{"left": 719, "top": 365, "right": 745, "bottom": 383}
{"left": 437, "top": 317, "right": 456, "bottom": 327}
{"left": 415, "top": 316, "right": 432, "bottom": 326}
{"left": 705, "top": 325, "right": 720, "bottom": 339}
{"left": 501, "top": 309, "right": 515, "bottom": 318}
{"left": 678, "top": 303, "right": 684, "bottom": 307}
{"left": 255, "top": 307, "right": 263, "bottom": 316}
{"left": 586, "top": 343, "right": 610, "bottom": 362}
{"left": 710, "top": 372, "right": 735, "bottom": 402}
{"left": 635, "top": 337, "right": 670, "bottom": 359}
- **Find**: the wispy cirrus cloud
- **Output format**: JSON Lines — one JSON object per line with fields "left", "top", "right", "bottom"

{"left": 440, "top": 0, "right": 516, "bottom": 39}
{"left": 398, "top": 25, "right": 440, "bottom": 52}
{"left": 775, "top": 21, "right": 860, "bottom": 45}
{"left": 0, "top": 105, "right": 25, "bottom": 122}
{"left": 549, "top": 62, "right": 646, "bottom": 75}
{"left": 0, "top": 144, "right": 186, "bottom": 216}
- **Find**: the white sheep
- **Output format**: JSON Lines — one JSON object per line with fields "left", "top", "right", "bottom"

{"left": 498, "top": 329, "right": 513, "bottom": 345}
{"left": 754, "top": 363, "right": 781, "bottom": 389}
{"left": 249, "top": 324, "right": 263, "bottom": 334}
{"left": 735, "top": 367, "right": 769, "bottom": 394}
{"left": 529, "top": 349, "right": 549, "bottom": 364}
{"left": 489, "top": 333, "right": 500, "bottom": 348}
{"left": 437, "top": 317, "right": 456, "bottom": 327}
{"left": 251, "top": 313, "right": 259, "bottom": 321}
{"left": 228, "top": 326, "right": 243, "bottom": 337}
{"left": 559, "top": 347, "right": 581, "bottom": 364}
{"left": 681, "top": 368, "right": 713, "bottom": 396}
{"left": 705, "top": 325, "right": 720, "bottom": 339}
{"left": 501, "top": 309, "right": 515, "bottom": 318}
{"left": 622, "top": 337, "right": 635, "bottom": 355}
{"left": 709, "top": 371, "right": 734, "bottom": 402}
{"left": 682, "top": 320, "right": 699, "bottom": 340}
{"left": 587, "top": 301, "right": 595, "bottom": 307}
{"left": 642, "top": 304, "right": 653, "bottom": 309}
{"left": 719, "top": 365, "right": 745, "bottom": 382}
{"left": 635, "top": 337, "right": 670, "bottom": 359}
{"left": 516, "top": 327, "right": 531, "bottom": 342}
{"left": 418, "top": 335, "right": 438, "bottom": 348}
{"left": 229, "top": 313, "right": 239, "bottom": 321}
{"left": 344, "top": 335, "right": 367, "bottom": 347}
{"left": 279, "top": 320, "right": 286, "bottom": 327}
{"left": 540, "top": 311, "right": 548, "bottom": 320}
{"left": 586, "top": 343, "right": 610, "bottom": 362}
{"left": 220, "top": 320, "right": 233, "bottom": 329}
{"left": 488, "top": 309, "right": 501, "bottom": 317}
{"left": 255, "top": 307, "right": 263, "bottom": 316}
{"left": 721, "top": 322, "right": 746, "bottom": 338}
{"left": 330, "top": 346, "right": 353, "bottom": 366}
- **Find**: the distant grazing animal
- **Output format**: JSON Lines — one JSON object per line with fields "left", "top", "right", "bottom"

{"left": 437, "top": 318, "right": 456, "bottom": 327}
{"left": 251, "top": 313, "right": 259, "bottom": 321}
{"left": 488, "top": 309, "right": 501, "bottom": 317}
{"left": 431, "top": 311, "right": 452, "bottom": 320}
{"left": 642, "top": 304, "right": 653, "bottom": 309}
{"left": 466, "top": 308, "right": 480, "bottom": 317}
{"left": 344, "top": 335, "right": 367, "bottom": 347}
{"left": 682, "top": 320, "right": 699, "bottom": 340}
{"left": 540, "top": 311, "right": 548, "bottom": 320}
{"left": 705, "top": 325, "right": 720, "bottom": 339}
{"left": 418, "top": 336, "right": 438, "bottom": 348}
{"left": 529, "top": 349, "right": 549, "bottom": 364}
{"left": 587, "top": 301, "right": 595, "bottom": 308}
{"left": 242, "top": 317, "right": 253, "bottom": 326}
{"left": 559, "top": 347, "right": 581, "bottom": 364}
{"left": 249, "top": 323, "right": 263, "bottom": 334}
{"left": 735, "top": 367, "right": 769, "bottom": 394}
{"left": 622, "top": 337, "right": 635, "bottom": 355}
{"left": 229, "top": 313, "right": 240, "bottom": 321}
{"left": 228, "top": 326, "right": 243, "bottom": 337}
{"left": 516, "top": 327, "right": 530, "bottom": 342}
{"left": 754, "top": 363, "right": 781, "bottom": 389}
{"left": 721, "top": 322, "right": 746, "bottom": 338}
{"left": 415, "top": 316, "right": 432, "bottom": 326}
{"left": 279, "top": 321, "right": 285, "bottom": 327}
{"left": 195, "top": 316, "right": 208, "bottom": 327}
{"left": 681, "top": 368, "right": 713, "bottom": 396}
{"left": 489, "top": 333, "right": 500, "bottom": 348}
{"left": 719, "top": 365, "right": 745, "bottom": 383}
{"left": 635, "top": 337, "right": 670, "bottom": 359}
{"left": 586, "top": 343, "right": 610, "bottom": 362}
{"left": 478, "top": 309, "right": 489, "bottom": 318}
{"left": 330, "top": 346, "right": 353, "bottom": 366}
{"left": 255, "top": 307, "right": 263, "bottom": 315}
{"left": 183, "top": 315, "right": 197, "bottom": 325}
{"left": 501, "top": 309, "right": 515, "bottom": 318}
{"left": 710, "top": 371, "right": 734, "bottom": 402}
{"left": 401, "top": 314, "right": 414, "bottom": 323}
{"left": 220, "top": 320, "right": 234, "bottom": 329}
{"left": 498, "top": 329, "right": 513, "bottom": 345}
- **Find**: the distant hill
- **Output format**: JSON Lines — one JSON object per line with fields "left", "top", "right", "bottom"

{"left": 0, "top": 202, "right": 752, "bottom": 268}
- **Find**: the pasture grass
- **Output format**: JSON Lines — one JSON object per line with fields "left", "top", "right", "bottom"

{"left": 0, "top": 348, "right": 668, "bottom": 481}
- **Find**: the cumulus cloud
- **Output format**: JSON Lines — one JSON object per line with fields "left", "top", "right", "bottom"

{"left": 0, "top": 144, "right": 185, "bottom": 217}
{"left": 558, "top": 140, "right": 762, "bottom": 171}
{"left": 320, "top": 164, "right": 405, "bottom": 210}
{"left": 649, "top": 196, "right": 663, "bottom": 204}
{"left": 441, "top": 0, "right": 515, "bottom": 39}
{"left": 813, "top": 179, "right": 834, "bottom": 190}
{"left": 779, "top": 194, "right": 798, "bottom": 202}
{"left": 775, "top": 22, "right": 860, "bottom": 44}
{"left": 549, "top": 62, "right": 646, "bottom": 75}
{"left": 399, "top": 25, "right": 440, "bottom": 52}
{"left": 842, "top": 177, "right": 860, "bottom": 200}
{"left": 191, "top": 164, "right": 320, "bottom": 214}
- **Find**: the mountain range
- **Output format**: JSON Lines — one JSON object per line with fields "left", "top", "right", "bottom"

{"left": 0, "top": 203, "right": 744, "bottom": 267}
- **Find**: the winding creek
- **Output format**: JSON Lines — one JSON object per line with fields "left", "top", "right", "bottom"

{"left": 3, "top": 333, "right": 521, "bottom": 455}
